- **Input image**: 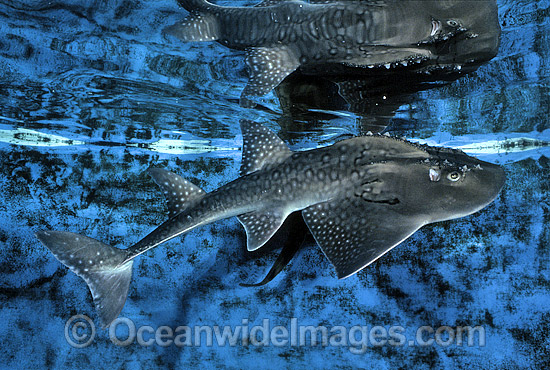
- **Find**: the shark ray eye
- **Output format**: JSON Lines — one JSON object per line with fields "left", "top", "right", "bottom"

{"left": 429, "top": 168, "right": 441, "bottom": 182}
{"left": 447, "top": 20, "right": 459, "bottom": 27}
{"left": 447, "top": 171, "right": 461, "bottom": 182}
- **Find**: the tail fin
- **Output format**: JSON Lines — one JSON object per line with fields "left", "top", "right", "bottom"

{"left": 165, "top": 0, "right": 220, "bottom": 42}
{"left": 36, "top": 231, "right": 133, "bottom": 328}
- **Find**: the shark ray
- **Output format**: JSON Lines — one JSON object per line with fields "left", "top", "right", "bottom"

{"left": 37, "top": 119, "right": 505, "bottom": 327}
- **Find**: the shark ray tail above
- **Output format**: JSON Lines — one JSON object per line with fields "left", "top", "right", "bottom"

{"left": 36, "top": 231, "right": 133, "bottom": 328}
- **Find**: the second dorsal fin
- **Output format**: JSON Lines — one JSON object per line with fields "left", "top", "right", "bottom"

{"left": 239, "top": 119, "right": 292, "bottom": 176}
{"left": 148, "top": 168, "right": 206, "bottom": 218}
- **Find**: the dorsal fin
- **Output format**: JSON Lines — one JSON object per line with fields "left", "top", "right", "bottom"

{"left": 164, "top": 13, "right": 220, "bottom": 42}
{"left": 240, "top": 46, "right": 300, "bottom": 107}
{"left": 239, "top": 120, "right": 292, "bottom": 176}
{"left": 148, "top": 168, "right": 206, "bottom": 218}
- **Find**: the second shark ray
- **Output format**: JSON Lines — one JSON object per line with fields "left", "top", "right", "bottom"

{"left": 165, "top": 0, "right": 500, "bottom": 106}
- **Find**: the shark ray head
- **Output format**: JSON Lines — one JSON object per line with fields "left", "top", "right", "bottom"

{"left": 403, "top": 147, "right": 506, "bottom": 223}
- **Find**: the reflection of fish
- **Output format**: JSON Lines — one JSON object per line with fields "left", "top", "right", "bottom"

{"left": 37, "top": 120, "right": 505, "bottom": 327}
{"left": 165, "top": 0, "right": 500, "bottom": 106}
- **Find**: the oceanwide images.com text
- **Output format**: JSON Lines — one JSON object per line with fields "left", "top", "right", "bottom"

{"left": 65, "top": 315, "right": 486, "bottom": 353}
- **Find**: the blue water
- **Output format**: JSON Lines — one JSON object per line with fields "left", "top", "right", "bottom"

{"left": 0, "top": 0, "right": 549, "bottom": 369}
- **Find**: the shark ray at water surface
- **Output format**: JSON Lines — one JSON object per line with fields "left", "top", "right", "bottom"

{"left": 165, "top": 0, "right": 500, "bottom": 106}
{"left": 37, "top": 120, "right": 505, "bottom": 328}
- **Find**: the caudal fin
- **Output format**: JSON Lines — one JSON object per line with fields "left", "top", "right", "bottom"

{"left": 36, "top": 231, "right": 133, "bottom": 328}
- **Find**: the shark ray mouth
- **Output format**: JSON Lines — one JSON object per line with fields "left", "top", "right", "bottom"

{"left": 431, "top": 20, "right": 442, "bottom": 37}
{"left": 353, "top": 55, "right": 431, "bottom": 70}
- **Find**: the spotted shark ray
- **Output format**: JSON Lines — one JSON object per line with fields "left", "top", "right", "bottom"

{"left": 165, "top": 0, "right": 500, "bottom": 106}
{"left": 37, "top": 120, "right": 505, "bottom": 327}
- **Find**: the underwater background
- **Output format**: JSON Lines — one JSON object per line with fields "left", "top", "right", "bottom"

{"left": 0, "top": 0, "right": 549, "bottom": 369}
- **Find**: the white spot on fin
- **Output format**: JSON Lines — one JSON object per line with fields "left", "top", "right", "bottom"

{"left": 238, "top": 208, "right": 289, "bottom": 251}
{"left": 148, "top": 168, "right": 206, "bottom": 217}
{"left": 164, "top": 13, "right": 219, "bottom": 42}
{"left": 239, "top": 120, "right": 292, "bottom": 176}
{"left": 302, "top": 195, "right": 422, "bottom": 279}
{"left": 35, "top": 231, "right": 133, "bottom": 328}
{"left": 241, "top": 46, "right": 300, "bottom": 101}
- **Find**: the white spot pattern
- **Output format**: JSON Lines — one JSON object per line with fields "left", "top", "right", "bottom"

{"left": 238, "top": 208, "right": 288, "bottom": 251}
{"left": 148, "top": 168, "right": 206, "bottom": 217}
{"left": 166, "top": 13, "right": 219, "bottom": 42}
{"left": 302, "top": 195, "right": 422, "bottom": 279}
{"left": 35, "top": 230, "right": 133, "bottom": 328}
{"left": 242, "top": 46, "right": 299, "bottom": 98}
{"left": 239, "top": 119, "right": 291, "bottom": 176}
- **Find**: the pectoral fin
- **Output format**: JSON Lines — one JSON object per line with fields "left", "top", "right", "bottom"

{"left": 302, "top": 196, "right": 424, "bottom": 278}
